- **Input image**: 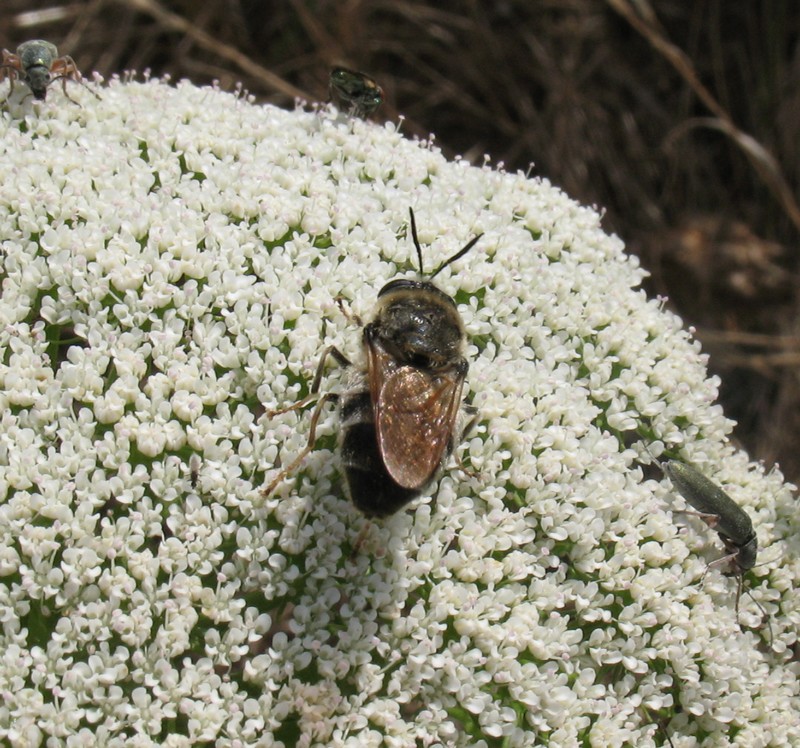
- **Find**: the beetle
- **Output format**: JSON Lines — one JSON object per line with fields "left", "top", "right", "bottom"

{"left": 660, "top": 459, "right": 757, "bottom": 575}
{"left": 0, "top": 39, "right": 99, "bottom": 104}
{"left": 329, "top": 66, "right": 384, "bottom": 119}
{"left": 649, "top": 449, "right": 772, "bottom": 640}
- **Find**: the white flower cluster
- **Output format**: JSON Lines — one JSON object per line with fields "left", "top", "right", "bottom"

{"left": 0, "top": 77, "right": 798, "bottom": 747}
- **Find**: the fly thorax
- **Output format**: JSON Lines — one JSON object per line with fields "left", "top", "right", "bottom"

{"left": 371, "top": 280, "right": 465, "bottom": 367}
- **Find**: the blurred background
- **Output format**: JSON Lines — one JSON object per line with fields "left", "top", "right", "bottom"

{"left": 3, "top": 0, "right": 799, "bottom": 484}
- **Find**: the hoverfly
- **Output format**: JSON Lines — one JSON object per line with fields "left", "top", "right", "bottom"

{"left": 0, "top": 39, "right": 99, "bottom": 104}
{"left": 264, "top": 209, "right": 482, "bottom": 518}
{"left": 329, "top": 66, "right": 384, "bottom": 119}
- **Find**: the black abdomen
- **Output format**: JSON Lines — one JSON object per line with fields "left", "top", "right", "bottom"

{"left": 339, "top": 392, "right": 420, "bottom": 517}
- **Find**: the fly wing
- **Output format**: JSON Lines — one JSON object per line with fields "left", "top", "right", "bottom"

{"left": 375, "top": 364, "right": 465, "bottom": 490}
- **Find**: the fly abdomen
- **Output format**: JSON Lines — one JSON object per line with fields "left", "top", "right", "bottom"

{"left": 339, "top": 391, "right": 420, "bottom": 517}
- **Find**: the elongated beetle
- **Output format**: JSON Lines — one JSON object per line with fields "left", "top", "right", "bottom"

{"left": 661, "top": 459, "right": 757, "bottom": 574}
{"left": 648, "top": 448, "right": 772, "bottom": 642}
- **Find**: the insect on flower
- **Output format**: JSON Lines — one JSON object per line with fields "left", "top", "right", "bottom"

{"left": 189, "top": 454, "right": 201, "bottom": 490}
{"left": 0, "top": 39, "right": 100, "bottom": 104}
{"left": 264, "top": 209, "right": 482, "bottom": 518}
{"left": 649, "top": 449, "right": 773, "bottom": 641}
{"left": 329, "top": 66, "right": 384, "bottom": 119}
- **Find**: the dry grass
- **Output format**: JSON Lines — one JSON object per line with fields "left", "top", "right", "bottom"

{"left": 3, "top": 0, "right": 799, "bottom": 482}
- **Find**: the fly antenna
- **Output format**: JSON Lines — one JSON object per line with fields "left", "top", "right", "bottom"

{"left": 408, "top": 208, "right": 425, "bottom": 275}
{"left": 408, "top": 207, "right": 483, "bottom": 279}
{"left": 430, "top": 233, "right": 483, "bottom": 280}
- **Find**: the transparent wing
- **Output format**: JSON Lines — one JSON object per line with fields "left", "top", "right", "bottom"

{"left": 375, "top": 363, "right": 464, "bottom": 490}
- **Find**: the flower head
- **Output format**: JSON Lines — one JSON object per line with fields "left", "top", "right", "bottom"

{"left": 0, "top": 78, "right": 798, "bottom": 746}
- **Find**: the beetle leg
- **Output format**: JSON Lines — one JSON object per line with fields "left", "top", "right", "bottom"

{"left": 0, "top": 52, "right": 23, "bottom": 103}
{"left": 50, "top": 55, "right": 101, "bottom": 103}
{"left": 675, "top": 508, "right": 721, "bottom": 529}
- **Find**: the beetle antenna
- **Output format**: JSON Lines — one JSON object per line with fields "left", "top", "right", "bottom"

{"left": 640, "top": 441, "right": 667, "bottom": 473}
